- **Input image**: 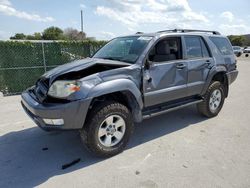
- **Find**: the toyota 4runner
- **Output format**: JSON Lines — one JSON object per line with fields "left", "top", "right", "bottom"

{"left": 21, "top": 29, "right": 238, "bottom": 157}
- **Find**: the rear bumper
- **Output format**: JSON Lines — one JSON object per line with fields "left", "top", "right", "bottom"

{"left": 226, "top": 70, "right": 238, "bottom": 85}
{"left": 21, "top": 90, "right": 92, "bottom": 131}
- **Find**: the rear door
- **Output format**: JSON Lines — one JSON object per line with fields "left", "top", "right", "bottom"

{"left": 183, "top": 36, "right": 213, "bottom": 96}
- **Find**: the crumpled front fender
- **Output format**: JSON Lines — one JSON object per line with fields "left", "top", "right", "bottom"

{"left": 87, "top": 78, "right": 143, "bottom": 109}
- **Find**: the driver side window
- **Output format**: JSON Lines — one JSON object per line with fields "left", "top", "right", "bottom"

{"left": 149, "top": 37, "right": 182, "bottom": 63}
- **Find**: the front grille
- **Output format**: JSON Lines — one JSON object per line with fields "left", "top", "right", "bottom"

{"left": 34, "top": 78, "right": 49, "bottom": 102}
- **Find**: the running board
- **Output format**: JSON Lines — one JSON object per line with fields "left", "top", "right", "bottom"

{"left": 142, "top": 99, "right": 203, "bottom": 119}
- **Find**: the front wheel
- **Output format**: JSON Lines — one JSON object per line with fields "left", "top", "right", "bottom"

{"left": 80, "top": 101, "right": 133, "bottom": 157}
{"left": 197, "top": 81, "right": 225, "bottom": 118}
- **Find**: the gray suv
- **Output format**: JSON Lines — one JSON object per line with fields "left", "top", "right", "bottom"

{"left": 21, "top": 29, "right": 238, "bottom": 157}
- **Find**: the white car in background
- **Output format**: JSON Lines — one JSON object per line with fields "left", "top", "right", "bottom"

{"left": 232, "top": 46, "right": 243, "bottom": 57}
{"left": 243, "top": 47, "right": 250, "bottom": 53}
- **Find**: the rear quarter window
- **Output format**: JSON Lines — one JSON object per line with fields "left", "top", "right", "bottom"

{"left": 210, "top": 37, "right": 233, "bottom": 55}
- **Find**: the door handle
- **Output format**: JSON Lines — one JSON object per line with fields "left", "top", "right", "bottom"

{"left": 205, "top": 59, "right": 212, "bottom": 67}
{"left": 176, "top": 63, "right": 186, "bottom": 69}
{"left": 205, "top": 59, "right": 212, "bottom": 64}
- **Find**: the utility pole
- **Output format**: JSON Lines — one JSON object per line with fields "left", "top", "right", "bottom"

{"left": 80, "top": 10, "right": 83, "bottom": 33}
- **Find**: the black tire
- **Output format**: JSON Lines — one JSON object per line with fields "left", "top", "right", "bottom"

{"left": 197, "top": 81, "right": 225, "bottom": 118}
{"left": 80, "top": 101, "right": 133, "bottom": 157}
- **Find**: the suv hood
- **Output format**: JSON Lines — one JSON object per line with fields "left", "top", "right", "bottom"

{"left": 41, "top": 58, "right": 131, "bottom": 84}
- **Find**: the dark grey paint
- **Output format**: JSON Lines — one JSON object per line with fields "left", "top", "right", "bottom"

{"left": 143, "top": 60, "right": 188, "bottom": 107}
{"left": 21, "top": 31, "right": 238, "bottom": 131}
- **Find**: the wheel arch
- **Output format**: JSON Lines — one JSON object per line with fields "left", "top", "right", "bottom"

{"left": 85, "top": 79, "right": 144, "bottom": 124}
{"left": 202, "top": 67, "right": 229, "bottom": 97}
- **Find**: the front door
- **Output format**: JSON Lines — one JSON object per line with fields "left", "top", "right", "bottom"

{"left": 143, "top": 37, "right": 188, "bottom": 107}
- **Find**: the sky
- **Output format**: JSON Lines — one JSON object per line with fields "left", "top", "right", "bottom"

{"left": 0, "top": 0, "right": 250, "bottom": 40}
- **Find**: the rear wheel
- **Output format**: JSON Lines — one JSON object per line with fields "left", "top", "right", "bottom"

{"left": 197, "top": 81, "right": 225, "bottom": 118}
{"left": 80, "top": 101, "right": 133, "bottom": 157}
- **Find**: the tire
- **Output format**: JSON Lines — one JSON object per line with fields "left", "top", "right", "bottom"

{"left": 236, "top": 52, "right": 241, "bottom": 57}
{"left": 80, "top": 101, "right": 133, "bottom": 157}
{"left": 197, "top": 81, "right": 225, "bottom": 118}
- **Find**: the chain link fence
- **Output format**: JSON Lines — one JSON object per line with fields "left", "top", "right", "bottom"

{"left": 0, "top": 40, "right": 106, "bottom": 95}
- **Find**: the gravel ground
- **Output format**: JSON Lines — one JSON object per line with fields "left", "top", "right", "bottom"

{"left": 0, "top": 57, "right": 250, "bottom": 188}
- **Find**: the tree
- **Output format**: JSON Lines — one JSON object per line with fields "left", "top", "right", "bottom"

{"left": 9, "top": 26, "right": 92, "bottom": 41}
{"left": 26, "top": 35, "right": 35, "bottom": 40}
{"left": 42, "top": 26, "right": 64, "bottom": 40}
{"left": 64, "top": 28, "right": 86, "bottom": 41}
{"left": 33, "top": 32, "right": 42, "bottom": 40}
{"left": 228, "top": 35, "right": 246, "bottom": 46}
{"left": 18, "top": 32, "right": 42, "bottom": 40}
{"left": 243, "top": 35, "right": 250, "bottom": 46}
{"left": 10, "top": 33, "right": 26, "bottom": 40}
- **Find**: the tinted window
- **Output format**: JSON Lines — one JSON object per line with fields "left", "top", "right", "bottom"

{"left": 149, "top": 37, "right": 182, "bottom": 63}
{"left": 210, "top": 37, "right": 233, "bottom": 55}
{"left": 185, "top": 37, "right": 203, "bottom": 59}
{"left": 200, "top": 38, "right": 210, "bottom": 58}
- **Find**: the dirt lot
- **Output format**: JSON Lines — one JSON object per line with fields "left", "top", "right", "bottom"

{"left": 0, "top": 57, "right": 250, "bottom": 188}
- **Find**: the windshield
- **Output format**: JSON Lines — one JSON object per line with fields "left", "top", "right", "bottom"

{"left": 93, "top": 36, "right": 152, "bottom": 63}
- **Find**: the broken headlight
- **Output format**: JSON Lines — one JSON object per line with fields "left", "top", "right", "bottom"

{"left": 48, "top": 80, "right": 81, "bottom": 98}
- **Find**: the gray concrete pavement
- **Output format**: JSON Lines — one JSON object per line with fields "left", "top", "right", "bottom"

{"left": 0, "top": 58, "right": 250, "bottom": 188}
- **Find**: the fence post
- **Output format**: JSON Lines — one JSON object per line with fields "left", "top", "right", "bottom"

{"left": 88, "top": 41, "right": 91, "bottom": 57}
{"left": 41, "top": 42, "right": 47, "bottom": 72}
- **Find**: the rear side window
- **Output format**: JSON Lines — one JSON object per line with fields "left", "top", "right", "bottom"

{"left": 201, "top": 39, "right": 210, "bottom": 58}
{"left": 184, "top": 36, "right": 210, "bottom": 59}
{"left": 210, "top": 37, "right": 233, "bottom": 55}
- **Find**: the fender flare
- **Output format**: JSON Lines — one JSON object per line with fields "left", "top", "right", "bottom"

{"left": 87, "top": 79, "right": 144, "bottom": 122}
{"left": 201, "top": 66, "right": 228, "bottom": 96}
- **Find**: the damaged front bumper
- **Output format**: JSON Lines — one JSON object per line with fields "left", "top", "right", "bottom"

{"left": 21, "top": 90, "right": 92, "bottom": 131}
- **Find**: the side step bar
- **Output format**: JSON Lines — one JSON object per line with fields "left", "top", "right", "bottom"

{"left": 142, "top": 99, "right": 203, "bottom": 119}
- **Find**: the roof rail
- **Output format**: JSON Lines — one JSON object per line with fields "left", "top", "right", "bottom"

{"left": 135, "top": 32, "right": 144, "bottom": 34}
{"left": 157, "top": 29, "right": 221, "bottom": 35}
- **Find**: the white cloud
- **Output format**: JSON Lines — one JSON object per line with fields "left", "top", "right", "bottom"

{"left": 0, "top": 0, "right": 55, "bottom": 22}
{"left": 102, "top": 31, "right": 115, "bottom": 37}
{"left": 220, "top": 11, "right": 234, "bottom": 22}
{"left": 0, "top": 0, "right": 11, "bottom": 6}
{"left": 99, "top": 31, "right": 116, "bottom": 39}
{"left": 219, "top": 24, "right": 250, "bottom": 35}
{"left": 218, "top": 11, "right": 250, "bottom": 35}
{"left": 95, "top": 0, "right": 209, "bottom": 30}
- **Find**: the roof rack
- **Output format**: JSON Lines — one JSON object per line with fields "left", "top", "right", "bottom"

{"left": 157, "top": 29, "right": 221, "bottom": 35}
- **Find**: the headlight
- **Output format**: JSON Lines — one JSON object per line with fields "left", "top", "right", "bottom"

{"left": 48, "top": 80, "right": 81, "bottom": 98}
